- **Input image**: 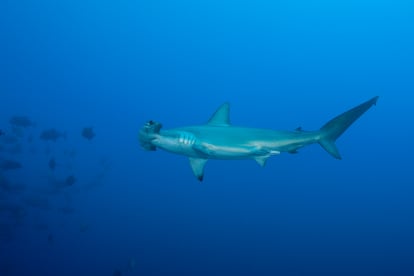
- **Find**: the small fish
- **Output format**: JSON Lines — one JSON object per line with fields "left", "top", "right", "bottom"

{"left": 0, "top": 159, "right": 22, "bottom": 170}
{"left": 23, "top": 196, "right": 51, "bottom": 210}
{"left": 47, "top": 233, "right": 54, "bottom": 245}
{"left": 80, "top": 223, "right": 89, "bottom": 233}
{"left": 58, "top": 206, "right": 75, "bottom": 214}
{"left": 0, "top": 175, "right": 25, "bottom": 193}
{"left": 34, "top": 222, "right": 49, "bottom": 231}
{"left": 40, "top": 128, "right": 66, "bottom": 142}
{"left": 65, "top": 175, "right": 76, "bottom": 186}
{"left": 9, "top": 116, "right": 35, "bottom": 128}
{"left": 82, "top": 127, "right": 95, "bottom": 140}
{"left": 0, "top": 134, "right": 19, "bottom": 144}
{"left": 0, "top": 201, "right": 26, "bottom": 219}
{"left": 48, "top": 158, "right": 56, "bottom": 171}
{"left": 27, "top": 133, "right": 34, "bottom": 143}
{"left": 48, "top": 175, "right": 76, "bottom": 190}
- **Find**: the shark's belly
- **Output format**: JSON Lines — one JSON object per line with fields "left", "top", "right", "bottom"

{"left": 193, "top": 132, "right": 283, "bottom": 159}
{"left": 197, "top": 143, "right": 276, "bottom": 159}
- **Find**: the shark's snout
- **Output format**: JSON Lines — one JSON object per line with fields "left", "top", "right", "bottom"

{"left": 139, "top": 120, "right": 162, "bottom": 151}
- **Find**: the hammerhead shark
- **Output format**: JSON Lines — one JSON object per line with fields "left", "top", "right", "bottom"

{"left": 139, "top": 96, "right": 378, "bottom": 181}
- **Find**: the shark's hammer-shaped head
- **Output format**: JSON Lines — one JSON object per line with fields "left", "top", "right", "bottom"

{"left": 139, "top": 120, "right": 162, "bottom": 151}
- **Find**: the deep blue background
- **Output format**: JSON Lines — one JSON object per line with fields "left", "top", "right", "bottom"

{"left": 2, "top": 0, "right": 414, "bottom": 275}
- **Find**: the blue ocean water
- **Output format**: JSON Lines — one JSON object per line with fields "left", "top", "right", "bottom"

{"left": 1, "top": 0, "right": 414, "bottom": 275}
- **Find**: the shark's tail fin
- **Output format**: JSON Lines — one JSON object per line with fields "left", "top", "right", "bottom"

{"left": 318, "top": 96, "right": 379, "bottom": 159}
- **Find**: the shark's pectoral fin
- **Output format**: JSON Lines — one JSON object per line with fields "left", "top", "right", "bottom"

{"left": 189, "top": 158, "right": 208, "bottom": 181}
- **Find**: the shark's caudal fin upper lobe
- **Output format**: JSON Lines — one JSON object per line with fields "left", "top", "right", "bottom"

{"left": 318, "top": 96, "right": 379, "bottom": 159}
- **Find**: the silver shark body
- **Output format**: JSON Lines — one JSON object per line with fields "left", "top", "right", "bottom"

{"left": 139, "top": 97, "right": 378, "bottom": 181}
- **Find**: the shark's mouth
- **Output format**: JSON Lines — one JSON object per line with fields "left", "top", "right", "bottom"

{"left": 139, "top": 120, "right": 162, "bottom": 151}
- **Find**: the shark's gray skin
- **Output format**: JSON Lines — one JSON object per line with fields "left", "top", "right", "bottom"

{"left": 139, "top": 96, "right": 379, "bottom": 181}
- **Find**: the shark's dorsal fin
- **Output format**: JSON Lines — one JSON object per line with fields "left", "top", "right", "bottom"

{"left": 189, "top": 158, "right": 208, "bottom": 181}
{"left": 207, "top": 103, "right": 230, "bottom": 126}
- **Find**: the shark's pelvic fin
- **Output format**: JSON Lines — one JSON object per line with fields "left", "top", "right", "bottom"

{"left": 189, "top": 157, "right": 208, "bottom": 181}
{"left": 318, "top": 96, "right": 379, "bottom": 159}
{"left": 254, "top": 149, "right": 280, "bottom": 167}
{"left": 254, "top": 156, "right": 270, "bottom": 167}
{"left": 207, "top": 103, "right": 231, "bottom": 126}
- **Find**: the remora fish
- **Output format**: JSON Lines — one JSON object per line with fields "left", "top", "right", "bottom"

{"left": 139, "top": 97, "right": 379, "bottom": 181}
